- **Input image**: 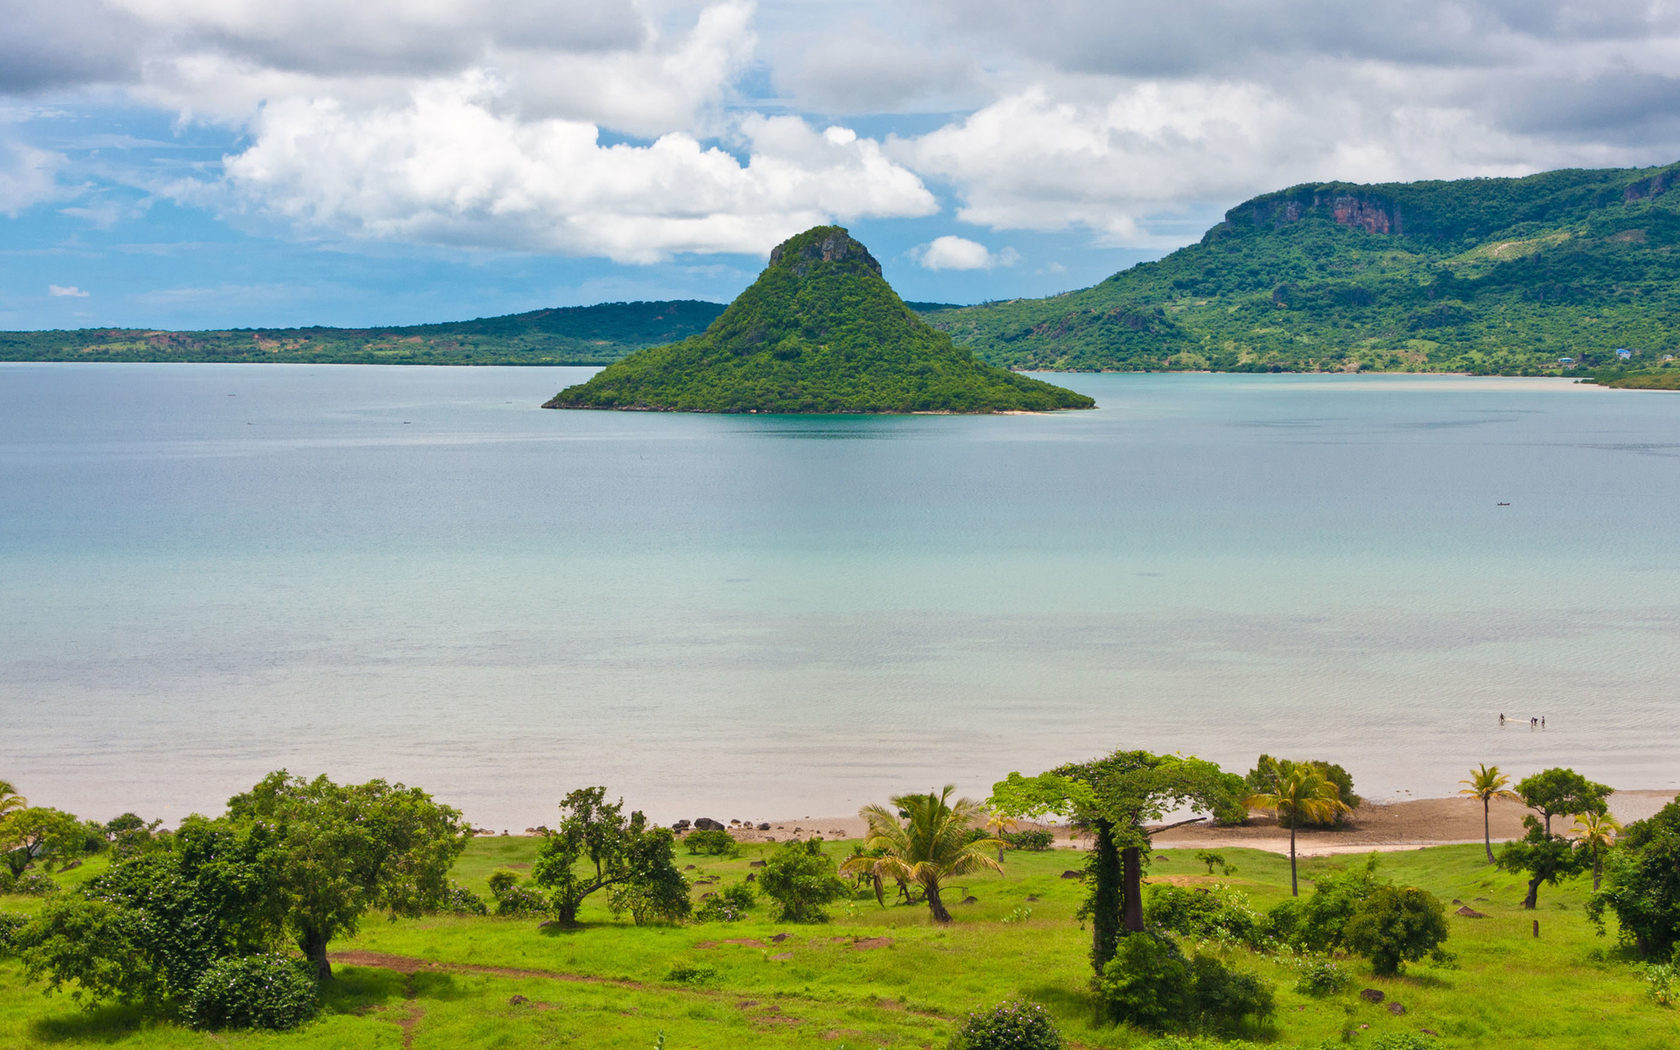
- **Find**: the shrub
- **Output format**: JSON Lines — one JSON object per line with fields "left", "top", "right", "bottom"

{"left": 1368, "top": 1034, "right": 1439, "bottom": 1050}
{"left": 1342, "top": 884, "right": 1449, "bottom": 976}
{"left": 1003, "top": 829, "right": 1055, "bottom": 852}
{"left": 948, "top": 999, "right": 1064, "bottom": 1050}
{"left": 438, "top": 882, "right": 488, "bottom": 916}
{"left": 758, "top": 838, "right": 851, "bottom": 923}
{"left": 0, "top": 912, "right": 28, "bottom": 957}
{"left": 664, "top": 963, "right": 717, "bottom": 984}
{"left": 1289, "top": 955, "right": 1351, "bottom": 996}
{"left": 1646, "top": 962, "right": 1678, "bottom": 1006}
{"left": 1193, "top": 850, "right": 1232, "bottom": 876}
{"left": 684, "top": 829, "right": 740, "bottom": 857}
{"left": 181, "top": 954, "right": 317, "bottom": 1031}
{"left": 1145, "top": 884, "right": 1266, "bottom": 948}
{"left": 695, "top": 882, "right": 755, "bottom": 923}
{"left": 1270, "top": 857, "right": 1382, "bottom": 952}
{"left": 10, "top": 874, "right": 61, "bottom": 897}
{"left": 487, "top": 870, "right": 549, "bottom": 918}
{"left": 1098, "top": 933, "right": 1274, "bottom": 1035}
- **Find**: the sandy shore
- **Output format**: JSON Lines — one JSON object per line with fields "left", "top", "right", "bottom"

{"left": 732, "top": 790, "right": 1677, "bottom": 857}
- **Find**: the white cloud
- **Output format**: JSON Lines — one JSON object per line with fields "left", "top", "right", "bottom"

{"left": 48, "top": 284, "right": 89, "bottom": 297}
{"left": 911, "top": 235, "right": 1016, "bottom": 271}
{"left": 214, "top": 75, "right": 936, "bottom": 261}
{"left": 0, "top": 138, "right": 65, "bottom": 214}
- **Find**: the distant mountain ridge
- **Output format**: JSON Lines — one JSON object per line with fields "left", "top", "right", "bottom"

{"left": 925, "top": 161, "right": 1680, "bottom": 378}
{"left": 0, "top": 300, "right": 726, "bottom": 365}
{"left": 544, "top": 226, "right": 1093, "bottom": 413}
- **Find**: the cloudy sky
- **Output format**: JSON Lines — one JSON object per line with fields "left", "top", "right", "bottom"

{"left": 4, "top": 0, "right": 1679, "bottom": 330}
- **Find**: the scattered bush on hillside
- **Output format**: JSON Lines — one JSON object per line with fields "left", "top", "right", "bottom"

{"left": 948, "top": 999, "right": 1064, "bottom": 1050}
{"left": 487, "top": 870, "right": 549, "bottom": 918}
{"left": 1003, "top": 829, "right": 1055, "bottom": 852}
{"left": 1342, "top": 884, "right": 1450, "bottom": 976}
{"left": 1097, "top": 932, "right": 1274, "bottom": 1035}
{"left": 1145, "top": 884, "right": 1267, "bottom": 949}
{"left": 437, "top": 883, "right": 488, "bottom": 916}
{"left": 1286, "top": 953, "right": 1351, "bottom": 996}
{"left": 8, "top": 873, "right": 60, "bottom": 897}
{"left": 182, "top": 953, "right": 317, "bottom": 1031}
{"left": 684, "top": 829, "right": 740, "bottom": 857}
{"left": 758, "top": 838, "right": 851, "bottom": 923}
{"left": 0, "top": 912, "right": 28, "bottom": 957}
{"left": 694, "top": 882, "right": 755, "bottom": 923}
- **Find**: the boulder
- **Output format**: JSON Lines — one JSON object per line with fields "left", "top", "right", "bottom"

{"left": 694, "top": 817, "right": 726, "bottom": 831}
{"left": 1456, "top": 905, "right": 1487, "bottom": 918}
{"left": 1359, "top": 989, "right": 1385, "bottom": 1004}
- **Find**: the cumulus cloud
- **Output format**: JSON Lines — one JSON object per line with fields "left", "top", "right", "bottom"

{"left": 215, "top": 75, "right": 935, "bottom": 261}
{"left": 911, "top": 235, "right": 1016, "bottom": 270}
{"left": 0, "top": 138, "right": 66, "bottom": 214}
{"left": 48, "top": 284, "right": 90, "bottom": 297}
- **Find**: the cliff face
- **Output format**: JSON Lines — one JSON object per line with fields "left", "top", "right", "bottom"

{"left": 1226, "top": 190, "right": 1403, "bottom": 237}
{"left": 768, "top": 227, "right": 882, "bottom": 276}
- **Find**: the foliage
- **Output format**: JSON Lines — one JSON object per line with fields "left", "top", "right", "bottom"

{"left": 1097, "top": 932, "right": 1274, "bottom": 1035}
{"left": 1460, "top": 764, "right": 1519, "bottom": 864}
{"left": 225, "top": 770, "right": 470, "bottom": 979}
{"left": 546, "top": 227, "right": 1095, "bottom": 414}
{"left": 948, "top": 999, "right": 1064, "bottom": 1050}
{"left": 487, "top": 870, "right": 549, "bottom": 918}
{"left": 664, "top": 963, "right": 717, "bottom": 985}
{"left": 1193, "top": 850, "right": 1232, "bottom": 875}
{"left": 101, "top": 813, "right": 167, "bottom": 859}
{"left": 758, "top": 838, "right": 851, "bottom": 923}
{"left": 1245, "top": 760, "right": 1353, "bottom": 896}
{"left": 1367, "top": 1035, "right": 1440, "bottom": 1050}
{"left": 694, "top": 882, "right": 755, "bottom": 923}
{"left": 0, "top": 779, "right": 25, "bottom": 818}
{"left": 8, "top": 873, "right": 60, "bottom": 897}
{"left": 437, "top": 882, "right": 489, "bottom": 916}
{"left": 0, "top": 301, "right": 727, "bottom": 366}
{"left": 1342, "top": 884, "right": 1450, "bottom": 976}
{"left": 1587, "top": 796, "right": 1680, "bottom": 958}
{"left": 840, "top": 786, "right": 1004, "bottom": 923}
{"left": 1267, "top": 855, "right": 1382, "bottom": 952}
{"left": 684, "top": 829, "right": 740, "bottom": 857}
{"left": 14, "top": 896, "right": 160, "bottom": 1006}
{"left": 1287, "top": 954, "right": 1351, "bottom": 996}
{"left": 1003, "top": 829, "right": 1055, "bottom": 852}
{"left": 1244, "top": 757, "right": 1359, "bottom": 827}
{"left": 531, "top": 787, "right": 687, "bottom": 926}
{"left": 925, "top": 161, "right": 1680, "bottom": 377}
{"left": 0, "top": 911, "right": 28, "bottom": 956}
{"left": 1514, "top": 768, "right": 1611, "bottom": 835}
{"left": 181, "top": 953, "right": 318, "bottom": 1031}
{"left": 1, "top": 807, "right": 88, "bottom": 876}
{"left": 1144, "top": 884, "right": 1267, "bottom": 948}
{"left": 1646, "top": 963, "right": 1678, "bottom": 1007}
{"left": 1499, "top": 816, "right": 1587, "bottom": 910}
{"left": 1571, "top": 811, "right": 1621, "bottom": 890}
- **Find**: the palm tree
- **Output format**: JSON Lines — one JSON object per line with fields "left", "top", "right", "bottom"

{"left": 839, "top": 786, "right": 1004, "bottom": 923}
{"left": 1571, "top": 811, "right": 1621, "bottom": 890}
{"left": 1460, "top": 763, "right": 1519, "bottom": 865}
{"left": 982, "top": 809, "right": 1016, "bottom": 864}
{"left": 1246, "top": 760, "right": 1351, "bottom": 896}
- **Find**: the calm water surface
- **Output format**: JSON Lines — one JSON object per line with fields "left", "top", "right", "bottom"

{"left": 3, "top": 364, "right": 1677, "bottom": 828}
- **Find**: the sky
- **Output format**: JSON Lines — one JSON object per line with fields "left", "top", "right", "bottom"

{"left": 3, "top": 0, "right": 1680, "bottom": 331}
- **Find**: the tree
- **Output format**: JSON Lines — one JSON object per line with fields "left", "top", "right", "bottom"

{"left": 1586, "top": 795, "right": 1680, "bottom": 958}
{"left": 1, "top": 807, "right": 87, "bottom": 877}
{"left": 839, "top": 786, "right": 1003, "bottom": 924}
{"left": 530, "top": 787, "right": 685, "bottom": 927}
{"left": 993, "top": 751, "right": 1244, "bottom": 974}
{"left": 225, "top": 771, "right": 469, "bottom": 980}
{"left": 1460, "top": 763, "right": 1519, "bottom": 864}
{"left": 0, "top": 779, "right": 25, "bottom": 818}
{"left": 1515, "top": 767, "right": 1610, "bottom": 835}
{"left": 1571, "top": 811, "right": 1621, "bottom": 891}
{"left": 758, "top": 838, "right": 851, "bottom": 922}
{"left": 1497, "top": 815, "right": 1586, "bottom": 909}
{"left": 1342, "top": 884, "right": 1449, "bottom": 976}
{"left": 1246, "top": 760, "right": 1352, "bottom": 896}
{"left": 1244, "top": 756, "right": 1359, "bottom": 828}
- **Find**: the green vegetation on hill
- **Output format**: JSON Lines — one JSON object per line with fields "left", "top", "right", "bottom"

{"left": 926, "top": 162, "right": 1680, "bottom": 375}
{"left": 545, "top": 226, "right": 1094, "bottom": 413}
{"left": 0, "top": 300, "right": 725, "bottom": 366}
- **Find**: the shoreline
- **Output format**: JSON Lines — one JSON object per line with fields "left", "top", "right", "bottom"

{"left": 725, "top": 789, "right": 1677, "bottom": 858}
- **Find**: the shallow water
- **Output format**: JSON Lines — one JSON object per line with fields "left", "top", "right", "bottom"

{"left": 3, "top": 364, "right": 1677, "bottom": 828}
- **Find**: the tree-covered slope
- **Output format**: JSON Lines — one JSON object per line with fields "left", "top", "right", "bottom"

{"left": 926, "top": 162, "right": 1680, "bottom": 375}
{"left": 0, "top": 300, "right": 726, "bottom": 365}
{"left": 544, "top": 227, "right": 1094, "bottom": 413}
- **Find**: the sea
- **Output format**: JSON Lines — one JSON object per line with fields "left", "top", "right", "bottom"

{"left": 3, "top": 364, "right": 1677, "bottom": 831}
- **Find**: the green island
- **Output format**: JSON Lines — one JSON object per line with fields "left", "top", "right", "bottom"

{"left": 0, "top": 301, "right": 725, "bottom": 366}
{"left": 543, "top": 226, "right": 1094, "bottom": 413}
{"left": 924, "top": 161, "right": 1680, "bottom": 383}
{"left": 3, "top": 758, "right": 1678, "bottom": 1049}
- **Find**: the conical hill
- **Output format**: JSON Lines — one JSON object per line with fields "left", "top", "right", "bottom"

{"left": 543, "top": 226, "right": 1095, "bottom": 413}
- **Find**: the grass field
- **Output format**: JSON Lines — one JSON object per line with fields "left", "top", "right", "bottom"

{"left": 1, "top": 837, "right": 1672, "bottom": 1048}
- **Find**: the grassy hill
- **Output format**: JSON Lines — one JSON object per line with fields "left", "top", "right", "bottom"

{"left": 926, "top": 162, "right": 1680, "bottom": 376}
{"left": 0, "top": 300, "right": 726, "bottom": 366}
{"left": 546, "top": 226, "right": 1094, "bottom": 413}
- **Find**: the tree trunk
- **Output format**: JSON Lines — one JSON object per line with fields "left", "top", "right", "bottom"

{"left": 1121, "top": 845, "right": 1145, "bottom": 933}
{"left": 925, "top": 881, "right": 952, "bottom": 924}
{"left": 297, "top": 927, "right": 332, "bottom": 982}
{"left": 1089, "top": 818, "right": 1123, "bottom": 976}
{"left": 1523, "top": 876, "right": 1541, "bottom": 909}
{"left": 1483, "top": 799, "right": 1494, "bottom": 865}
{"left": 1592, "top": 854, "right": 1602, "bottom": 891}
{"left": 1289, "top": 824, "right": 1299, "bottom": 897}
{"left": 553, "top": 896, "right": 582, "bottom": 926}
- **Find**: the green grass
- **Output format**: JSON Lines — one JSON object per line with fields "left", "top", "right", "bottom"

{"left": 2, "top": 839, "right": 1673, "bottom": 1048}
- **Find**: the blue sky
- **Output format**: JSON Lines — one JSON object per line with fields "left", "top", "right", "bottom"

{"left": 4, "top": 0, "right": 1679, "bottom": 331}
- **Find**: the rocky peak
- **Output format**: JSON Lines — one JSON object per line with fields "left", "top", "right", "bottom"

{"left": 767, "top": 226, "right": 882, "bottom": 277}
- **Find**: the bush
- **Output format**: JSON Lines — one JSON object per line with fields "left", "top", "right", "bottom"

{"left": 1269, "top": 858, "right": 1382, "bottom": 952}
{"left": 694, "top": 882, "right": 755, "bottom": 923}
{"left": 1646, "top": 962, "right": 1678, "bottom": 1006}
{"left": 438, "top": 883, "right": 488, "bottom": 916}
{"left": 182, "top": 954, "right": 317, "bottom": 1031}
{"left": 0, "top": 912, "right": 28, "bottom": 957}
{"left": 1289, "top": 955, "right": 1351, "bottom": 996}
{"left": 487, "top": 870, "right": 549, "bottom": 918}
{"left": 1193, "top": 850, "right": 1232, "bottom": 875}
{"left": 1368, "top": 1034, "right": 1439, "bottom": 1050}
{"left": 1098, "top": 933, "right": 1273, "bottom": 1035}
{"left": 758, "top": 838, "right": 851, "bottom": 923}
{"left": 684, "top": 829, "right": 740, "bottom": 857}
{"left": 1342, "top": 884, "right": 1449, "bottom": 976}
{"left": 664, "top": 963, "right": 717, "bottom": 984}
{"left": 1003, "top": 829, "right": 1055, "bottom": 852}
{"left": 948, "top": 999, "right": 1064, "bottom": 1050}
{"left": 1145, "top": 884, "right": 1266, "bottom": 948}
{"left": 9, "top": 874, "right": 61, "bottom": 897}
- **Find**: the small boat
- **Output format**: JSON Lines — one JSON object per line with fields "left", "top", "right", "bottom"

{"left": 1496, "top": 502, "right": 1510, "bottom": 506}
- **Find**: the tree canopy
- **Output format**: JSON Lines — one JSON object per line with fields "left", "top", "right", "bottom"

{"left": 1515, "top": 768, "right": 1611, "bottom": 835}
{"left": 530, "top": 787, "right": 688, "bottom": 926}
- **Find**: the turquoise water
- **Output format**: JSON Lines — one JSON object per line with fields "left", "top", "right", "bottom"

{"left": 3, "top": 364, "right": 1677, "bottom": 829}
